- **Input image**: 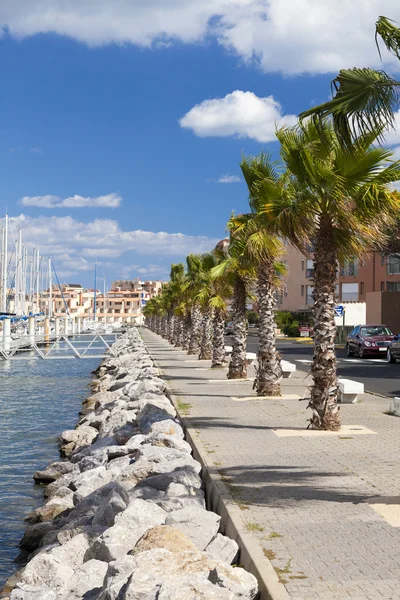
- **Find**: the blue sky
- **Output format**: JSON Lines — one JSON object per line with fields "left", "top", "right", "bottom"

{"left": 1, "top": 1, "right": 400, "bottom": 286}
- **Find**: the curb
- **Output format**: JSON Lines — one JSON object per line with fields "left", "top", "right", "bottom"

{"left": 148, "top": 342, "right": 291, "bottom": 600}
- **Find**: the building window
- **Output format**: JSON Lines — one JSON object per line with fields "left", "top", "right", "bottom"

{"left": 387, "top": 255, "right": 400, "bottom": 275}
{"left": 301, "top": 285, "right": 304, "bottom": 297}
{"left": 381, "top": 253, "right": 386, "bottom": 266}
{"left": 306, "top": 259, "right": 314, "bottom": 279}
{"left": 381, "top": 281, "right": 385, "bottom": 291}
{"left": 306, "top": 285, "right": 314, "bottom": 305}
{"left": 340, "top": 259, "right": 358, "bottom": 277}
{"left": 301, "top": 260, "right": 305, "bottom": 271}
{"left": 387, "top": 281, "right": 400, "bottom": 292}
{"left": 341, "top": 282, "right": 359, "bottom": 301}
{"left": 360, "top": 282, "right": 364, "bottom": 295}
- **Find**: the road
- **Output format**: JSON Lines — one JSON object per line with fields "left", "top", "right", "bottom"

{"left": 240, "top": 336, "right": 400, "bottom": 398}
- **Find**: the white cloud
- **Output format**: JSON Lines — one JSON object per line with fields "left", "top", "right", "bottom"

{"left": 7, "top": 214, "right": 218, "bottom": 279}
{"left": 180, "top": 90, "right": 297, "bottom": 143}
{"left": 19, "top": 193, "right": 122, "bottom": 208}
{"left": 217, "top": 174, "right": 242, "bottom": 184}
{"left": 1, "top": 1, "right": 400, "bottom": 75}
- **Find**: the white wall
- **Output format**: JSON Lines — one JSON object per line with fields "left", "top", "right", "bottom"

{"left": 334, "top": 302, "right": 366, "bottom": 327}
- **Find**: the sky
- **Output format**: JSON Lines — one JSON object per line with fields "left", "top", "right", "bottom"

{"left": 2, "top": 0, "right": 400, "bottom": 287}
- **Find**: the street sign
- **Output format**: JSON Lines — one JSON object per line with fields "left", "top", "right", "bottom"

{"left": 334, "top": 305, "right": 344, "bottom": 317}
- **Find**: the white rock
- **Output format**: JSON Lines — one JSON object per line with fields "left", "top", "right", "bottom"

{"left": 155, "top": 577, "right": 237, "bottom": 599}
{"left": 61, "top": 425, "right": 98, "bottom": 447}
{"left": 84, "top": 499, "right": 167, "bottom": 562}
{"left": 10, "top": 586, "right": 57, "bottom": 600}
{"left": 17, "top": 554, "right": 74, "bottom": 591}
{"left": 205, "top": 533, "right": 239, "bottom": 565}
{"left": 59, "top": 559, "right": 108, "bottom": 600}
{"left": 49, "top": 533, "right": 90, "bottom": 569}
{"left": 166, "top": 506, "right": 220, "bottom": 550}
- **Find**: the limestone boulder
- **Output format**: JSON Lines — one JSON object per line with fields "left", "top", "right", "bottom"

{"left": 14, "top": 554, "right": 74, "bottom": 592}
{"left": 150, "top": 577, "right": 238, "bottom": 599}
{"left": 24, "top": 498, "right": 73, "bottom": 524}
{"left": 10, "top": 585, "right": 57, "bottom": 600}
{"left": 136, "top": 466, "right": 202, "bottom": 492}
{"left": 132, "top": 525, "right": 197, "bottom": 554}
{"left": 92, "top": 486, "right": 129, "bottom": 528}
{"left": 70, "top": 467, "right": 113, "bottom": 503}
{"left": 205, "top": 534, "right": 239, "bottom": 565}
{"left": 59, "top": 559, "right": 108, "bottom": 600}
{"left": 98, "top": 548, "right": 258, "bottom": 600}
{"left": 19, "top": 522, "right": 55, "bottom": 552}
{"left": 49, "top": 532, "right": 90, "bottom": 569}
{"left": 33, "top": 462, "right": 78, "bottom": 484}
{"left": 143, "top": 433, "right": 192, "bottom": 454}
{"left": 60, "top": 425, "right": 98, "bottom": 448}
{"left": 84, "top": 499, "right": 167, "bottom": 563}
{"left": 165, "top": 506, "right": 220, "bottom": 550}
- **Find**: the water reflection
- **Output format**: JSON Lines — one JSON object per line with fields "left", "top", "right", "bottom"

{"left": 0, "top": 345, "right": 100, "bottom": 587}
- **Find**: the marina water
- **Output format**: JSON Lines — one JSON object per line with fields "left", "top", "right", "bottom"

{"left": 0, "top": 350, "right": 100, "bottom": 587}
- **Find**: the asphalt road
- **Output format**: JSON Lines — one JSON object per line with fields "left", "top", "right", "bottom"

{"left": 238, "top": 336, "right": 400, "bottom": 398}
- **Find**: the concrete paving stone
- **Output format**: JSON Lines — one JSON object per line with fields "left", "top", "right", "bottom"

{"left": 142, "top": 331, "right": 400, "bottom": 600}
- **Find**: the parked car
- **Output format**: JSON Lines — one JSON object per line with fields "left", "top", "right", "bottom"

{"left": 225, "top": 322, "right": 234, "bottom": 335}
{"left": 346, "top": 324, "right": 395, "bottom": 358}
{"left": 387, "top": 335, "right": 400, "bottom": 363}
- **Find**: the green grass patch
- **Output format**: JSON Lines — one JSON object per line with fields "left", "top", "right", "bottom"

{"left": 263, "top": 549, "right": 276, "bottom": 560}
{"left": 246, "top": 522, "right": 264, "bottom": 533}
{"left": 274, "top": 559, "right": 292, "bottom": 584}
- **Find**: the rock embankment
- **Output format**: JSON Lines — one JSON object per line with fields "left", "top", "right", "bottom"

{"left": 6, "top": 329, "right": 258, "bottom": 600}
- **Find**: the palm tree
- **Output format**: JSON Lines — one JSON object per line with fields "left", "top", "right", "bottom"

{"left": 211, "top": 220, "right": 257, "bottom": 379}
{"left": 193, "top": 253, "right": 215, "bottom": 360}
{"left": 166, "top": 263, "right": 186, "bottom": 345}
{"left": 261, "top": 120, "right": 400, "bottom": 429}
{"left": 299, "top": 16, "right": 400, "bottom": 147}
{"left": 197, "top": 252, "right": 232, "bottom": 368}
{"left": 185, "top": 254, "right": 204, "bottom": 355}
{"left": 240, "top": 154, "right": 289, "bottom": 396}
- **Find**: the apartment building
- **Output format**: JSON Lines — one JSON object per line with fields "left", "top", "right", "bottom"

{"left": 27, "top": 279, "right": 165, "bottom": 323}
{"left": 279, "top": 244, "right": 400, "bottom": 312}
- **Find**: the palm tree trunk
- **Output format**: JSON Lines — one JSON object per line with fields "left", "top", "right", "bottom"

{"left": 255, "top": 262, "right": 282, "bottom": 396}
{"left": 188, "top": 305, "right": 201, "bottom": 355}
{"left": 156, "top": 316, "right": 162, "bottom": 335}
{"left": 174, "top": 318, "right": 182, "bottom": 346}
{"left": 168, "top": 310, "right": 175, "bottom": 343}
{"left": 309, "top": 217, "right": 341, "bottom": 431}
{"left": 161, "top": 315, "right": 168, "bottom": 339}
{"left": 181, "top": 313, "right": 192, "bottom": 351}
{"left": 228, "top": 276, "right": 247, "bottom": 379}
{"left": 199, "top": 306, "right": 213, "bottom": 360}
{"left": 211, "top": 307, "right": 226, "bottom": 368}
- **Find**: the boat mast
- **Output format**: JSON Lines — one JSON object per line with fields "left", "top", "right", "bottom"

{"left": 2, "top": 215, "right": 7, "bottom": 313}
{"left": 36, "top": 248, "right": 40, "bottom": 313}
{"left": 29, "top": 254, "right": 33, "bottom": 313}
{"left": 48, "top": 257, "right": 52, "bottom": 317}
{"left": 93, "top": 262, "right": 97, "bottom": 321}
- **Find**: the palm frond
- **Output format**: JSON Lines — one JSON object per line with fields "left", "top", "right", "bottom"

{"left": 376, "top": 16, "right": 400, "bottom": 60}
{"left": 299, "top": 68, "right": 400, "bottom": 148}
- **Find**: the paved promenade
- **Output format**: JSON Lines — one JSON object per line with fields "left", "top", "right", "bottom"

{"left": 142, "top": 329, "right": 400, "bottom": 600}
